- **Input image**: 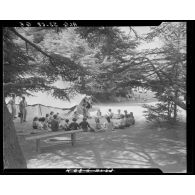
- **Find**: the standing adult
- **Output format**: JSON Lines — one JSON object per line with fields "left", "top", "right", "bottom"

{"left": 8, "top": 94, "right": 17, "bottom": 119}
{"left": 19, "top": 96, "right": 27, "bottom": 123}
{"left": 82, "top": 98, "right": 88, "bottom": 118}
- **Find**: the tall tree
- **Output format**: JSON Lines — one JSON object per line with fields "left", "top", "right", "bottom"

{"left": 141, "top": 22, "right": 186, "bottom": 122}
{"left": 74, "top": 27, "right": 141, "bottom": 100}
{"left": 3, "top": 27, "right": 86, "bottom": 168}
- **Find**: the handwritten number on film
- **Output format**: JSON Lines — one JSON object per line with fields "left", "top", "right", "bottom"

{"left": 19, "top": 22, "right": 77, "bottom": 27}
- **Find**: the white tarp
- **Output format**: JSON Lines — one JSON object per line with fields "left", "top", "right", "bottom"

{"left": 6, "top": 94, "right": 90, "bottom": 120}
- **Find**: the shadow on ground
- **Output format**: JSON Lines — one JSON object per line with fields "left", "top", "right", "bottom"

{"left": 22, "top": 121, "right": 186, "bottom": 173}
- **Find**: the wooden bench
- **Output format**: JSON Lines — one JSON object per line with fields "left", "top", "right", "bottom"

{"left": 25, "top": 129, "right": 83, "bottom": 152}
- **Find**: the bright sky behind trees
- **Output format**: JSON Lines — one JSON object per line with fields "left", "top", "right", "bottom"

{"left": 6, "top": 26, "right": 163, "bottom": 108}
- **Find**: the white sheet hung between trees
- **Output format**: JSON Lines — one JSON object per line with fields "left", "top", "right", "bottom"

{"left": 6, "top": 92, "right": 90, "bottom": 120}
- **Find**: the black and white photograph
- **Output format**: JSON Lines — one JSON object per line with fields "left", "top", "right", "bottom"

{"left": 3, "top": 22, "right": 187, "bottom": 173}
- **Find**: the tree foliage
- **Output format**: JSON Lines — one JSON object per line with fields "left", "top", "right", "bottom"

{"left": 3, "top": 24, "right": 186, "bottom": 168}
{"left": 74, "top": 27, "right": 142, "bottom": 100}
{"left": 141, "top": 22, "right": 186, "bottom": 122}
{"left": 3, "top": 27, "right": 86, "bottom": 100}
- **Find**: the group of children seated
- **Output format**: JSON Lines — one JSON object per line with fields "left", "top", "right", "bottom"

{"left": 32, "top": 111, "right": 92, "bottom": 132}
{"left": 32, "top": 112, "right": 58, "bottom": 131}
{"left": 94, "top": 109, "right": 135, "bottom": 132}
{"left": 32, "top": 109, "right": 135, "bottom": 133}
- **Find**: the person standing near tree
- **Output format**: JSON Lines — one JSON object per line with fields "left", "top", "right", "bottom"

{"left": 85, "top": 96, "right": 92, "bottom": 118}
{"left": 19, "top": 96, "right": 27, "bottom": 123}
{"left": 82, "top": 98, "right": 88, "bottom": 118}
{"left": 8, "top": 94, "right": 17, "bottom": 119}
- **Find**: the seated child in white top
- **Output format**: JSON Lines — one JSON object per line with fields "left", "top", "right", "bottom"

{"left": 114, "top": 114, "right": 126, "bottom": 129}
{"left": 32, "top": 117, "right": 43, "bottom": 130}
{"left": 104, "top": 117, "right": 114, "bottom": 131}
{"left": 106, "top": 109, "right": 114, "bottom": 119}
{"left": 96, "top": 109, "right": 102, "bottom": 118}
{"left": 73, "top": 111, "right": 79, "bottom": 120}
{"left": 56, "top": 113, "right": 61, "bottom": 121}
{"left": 39, "top": 117, "right": 49, "bottom": 130}
{"left": 48, "top": 111, "right": 54, "bottom": 126}
{"left": 95, "top": 117, "right": 101, "bottom": 129}
{"left": 94, "top": 117, "right": 105, "bottom": 132}
{"left": 115, "top": 109, "right": 122, "bottom": 119}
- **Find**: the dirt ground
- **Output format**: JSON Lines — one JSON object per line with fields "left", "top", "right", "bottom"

{"left": 15, "top": 102, "right": 186, "bottom": 173}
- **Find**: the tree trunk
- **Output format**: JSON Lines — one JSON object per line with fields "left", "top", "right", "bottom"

{"left": 173, "top": 90, "right": 179, "bottom": 121}
{"left": 3, "top": 100, "right": 27, "bottom": 168}
{"left": 168, "top": 92, "right": 186, "bottom": 110}
{"left": 167, "top": 100, "right": 171, "bottom": 119}
{"left": 80, "top": 74, "right": 86, "bottom": 93}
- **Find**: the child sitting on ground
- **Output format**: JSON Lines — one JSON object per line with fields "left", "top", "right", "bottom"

{"left": 124, "top": 110, "right": 128, "bottom": 118}
{"left": 45, "top": 114, "right": 51, "bottom": 128}
{"left": 125, "top": 114, "right": 131, "bottom": 127}
{"left": 45, "top": 114, "right": 49, "bottom": 123}
{"left": 49, "top": 111, "right": 54, "bottom": 120}
{"left": 96, "top": 109, "right": 102, "bottom": 118}
{"left": 114, "top": 114, "right": 126, "bottom": 129}
{"left": 129, "top": 112, "right": 135, "bottom": 125}
{"left": 115, "top": 109, "right": 122, "bottom": 119}
{"left": 79, "top": 118, "right": 91, "bottom": 132}
{"left": 93, "top": 117, "right": 106, "bottom": 132}
{"left": 124, "top": 114, "right": 129, "bottom": 127}
{"left": 59, "top": 118, "right": 70, "bottom": 131}
{"left": 59, "top": 118, "right": 65, "bottom": 129}
{"left": 64, "top": 119, "right": 70, "bottom": 131}
{"left": 95, "top": 117, "right": 101, "bottom": 130}
{"left": 32, "top": 117, "right": 43, "bottom": 130}
{"left": 94, "top": 109, "right": 102, "bottom": 129}
{"left": 50, "top": 114, "right": 59, "bottom": 132}
{"left": 39, "top": 117, "right": 49, "bottom": 130}
{"left": 69, "top": 118, "right": 80, "bottom": 130}
{"left": 106, "top": 109, "right": 114, "bottom": 119}
{"left": 48, "top": 111, "right": 54, "bottom": 125}
{"left": 56, "top": 113, "right": 61, "bottom": 122}
{"left": 73, "top": 111, "right": 79, "bottom": 120}
{"left": 104, "top": 117, "right": 114, "bottom": 131}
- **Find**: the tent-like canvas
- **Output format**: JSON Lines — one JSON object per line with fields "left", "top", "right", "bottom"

{"left": 6, "top": 92, "right": 89, "bottom": 121}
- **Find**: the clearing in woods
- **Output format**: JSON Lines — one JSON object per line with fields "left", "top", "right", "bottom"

{"left": 15, "top": 102, "right": 186, "bottom": 173}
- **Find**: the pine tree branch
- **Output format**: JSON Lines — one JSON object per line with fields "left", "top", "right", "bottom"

{"left": 3, "top": 82, "right": 35, "bottom": 88}
{"left": 10, "top": 28, "right": 52, "bottom": 59}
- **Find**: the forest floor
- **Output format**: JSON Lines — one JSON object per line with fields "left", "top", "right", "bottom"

{"left": 14, "top": 102, "right": 186, "bottom": 173}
